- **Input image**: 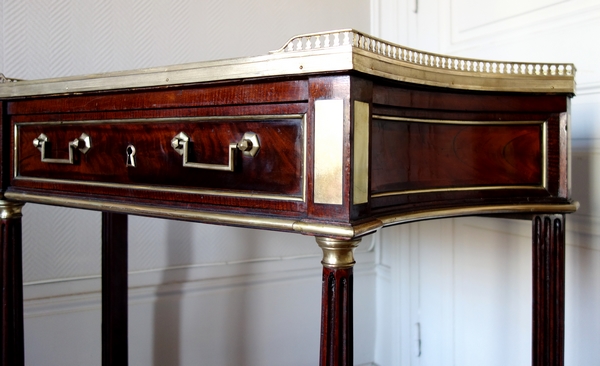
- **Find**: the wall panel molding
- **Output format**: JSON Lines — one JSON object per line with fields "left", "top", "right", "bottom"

{"left": 567, "top": 215, "right": 600, "bottom": 250}
{"left": 24, "top": 252, "right": 377, "bottom": 308}
{"left": 369, "top": 0, "right": 410, "bottom": 45}
{"left": 24, "top": 260, "right": 377, "bottom": 317}
{"left": 577, "top": 82, "right": 600, "bottom": 95}
{"left": 444, "top": 0, "right": 600, "bottom": 53}
{"left": 22, "top": 208, "right": 376, "bottom": 288}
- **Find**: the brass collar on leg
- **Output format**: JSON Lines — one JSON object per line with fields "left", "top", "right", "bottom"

{"left": 0, "top": 199, "right": 24, "bottom": 219}
{"left": 316, "top": 237, "right": 361, "bottom": 269}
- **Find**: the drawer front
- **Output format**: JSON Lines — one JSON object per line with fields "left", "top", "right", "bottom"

{"left": 368, "top": 115, "right": 550, "bottom": 210}
{"left": 14, "top": 115, "right": 306, "bottom": 202}
{"left": 371, "top": 116, "right": 545, "bottom": 194}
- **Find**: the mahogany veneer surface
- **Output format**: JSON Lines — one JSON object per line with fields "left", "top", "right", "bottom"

{"left": 6, "top": 74, "right": 573, "bottom": 225}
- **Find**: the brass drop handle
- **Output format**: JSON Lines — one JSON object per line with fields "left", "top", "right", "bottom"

{"left": 171, "top": 131, "right": 260, "bottom": 172}
{"left": 33, "top": 133, "right": 92, "bottom": 164}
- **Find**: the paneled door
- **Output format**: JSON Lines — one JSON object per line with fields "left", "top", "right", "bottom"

{"left": 376, "top": 0, "right": 600, "bottom": 365}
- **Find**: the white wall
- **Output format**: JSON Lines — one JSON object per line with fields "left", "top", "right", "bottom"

{"left": 372, "top": 0, "right": 600, "bottom": 365}
{"left": 0, "top": 1, "right": 377, "bottom": 365}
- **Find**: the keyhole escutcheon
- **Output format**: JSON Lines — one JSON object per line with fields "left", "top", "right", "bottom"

{"left": 126, "top": 144, "right": 136, "bottom": 167}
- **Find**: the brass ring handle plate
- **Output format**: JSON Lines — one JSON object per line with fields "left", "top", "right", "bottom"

{"left": 171, "top": 131, "right": 260, "bottom": 171}
{"left": 33, "top": 133, "right": 92, "bottom": 164}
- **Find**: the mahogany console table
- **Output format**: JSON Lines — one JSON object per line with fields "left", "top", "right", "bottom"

{"left": 0, "top": 30, "right": 577, "bottom": 366}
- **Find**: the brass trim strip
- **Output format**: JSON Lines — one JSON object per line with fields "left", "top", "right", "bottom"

{"left": 13, "top": 123, "right": 18, "bottom": 179}
{"left": 353, "top": 101, "right": 369, "bottom": 205}
{"left": 378, "top": 202, "right": 579, "bottom": 227}
{"left": 0, "top": 49, "right": 354, "bottom": 98}
{"left": 14, "top": 114, "right": 307, "bottom": 202}
{"left": 314, "top": 99, "right": 344, "bottom": 205}
{"left": 372, "top": 185, "right": 546, "bottom": 198}
{"left": 1, "top": 191, "right": 381, "bottom": 238}
{"left": 565, "top": 106, "right": 572, "bottom": 195}
{"left": 291, "top": 221, "right": 378, "bottom": 238}
{"left": 353, "top": 50, "right": 576, "bottom": 94}
{"left": 371, "top": 116, "right": 548, "bottom": 197}
{"left": 372, "top": 115, "right": 544, "bottom": 125}
{"left": 302, "top": 114, "right": 308, "bottom": 203}
{"left": 3, "top": 191, "right": 578, "bottom": 238}
{"left": 542, "top": 120, "right": 548, "bottom": 189}
{"left": 5, "top": 192, "right": 297, "bottom": 231}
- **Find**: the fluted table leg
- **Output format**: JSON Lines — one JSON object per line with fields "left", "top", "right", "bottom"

{"left": 532, "top": 214, "right": 565, "bottom": 366}
{"left": 102, "top": 212, "right": 128, "bottom": 366}
{"left": 0, "top": 200, "right": 25, "bottom": 366}
{"left": 316, "top": 237, "right": 361, "bottom": 366}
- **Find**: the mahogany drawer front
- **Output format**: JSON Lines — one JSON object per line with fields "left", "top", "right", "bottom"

{"left": 368, "top": 115, "right": 549, "bottom": 209}
{"left": 14, "top": 115, "right": 306, "bottom": 202}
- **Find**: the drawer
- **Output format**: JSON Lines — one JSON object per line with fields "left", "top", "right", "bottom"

{"left": 368, "top": 114, "right": 551, "bottom": 210}
{"left": 14, "top": 115, "right": 306, "bottom": 202}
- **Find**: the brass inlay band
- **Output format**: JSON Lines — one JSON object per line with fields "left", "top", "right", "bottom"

{"left": 0, "top": 200, "right": 24, "bottom": 219}
{"left": 564, "top": 108, "right": 572, "bottom": 195}
{"left": 14, "top": 114, "right": 306, "bottom": 202}
{"left": 292, "top": 220, "right": 381, "bottom": 239}
{"left": 13, "top": 123, "right": 18, "bottom": 178}
{"left": 372, "top": 115, "right": 545, "bottom": 125}
{"left": 372, "top": 185, "right": 546, "bottom": 198}
{"left": 371, "top": 116, "right": 548, "bottom": 197}
{"left": 353, "top": 101, "right": 369, "bottom": 205}
{"left": 377, "top": 202, "right": 579, "bottom": 227}
{"left": 3, "top": 191, "right": 578, "bottom": 239}
{"left": 314, "top": 99, "right": 344, "bottom": 205}
{"left": 301, "top": 114, "right": 308, "bottom": 203}
{"left": 542, "top": 120, "right": 548, "bottom": 190}
{"left": 316, "top": 237, "right": 361, "bottom": 269}
{"left": 5, "top": 192, "right": 297, "bottom": 232}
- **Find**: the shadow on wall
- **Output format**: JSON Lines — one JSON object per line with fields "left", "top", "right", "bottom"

{"left": 150, "top": 221, "right": 265, "bottom": 365}
{"left": 152, "top": 219, "right": 192, "bottom": 366}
